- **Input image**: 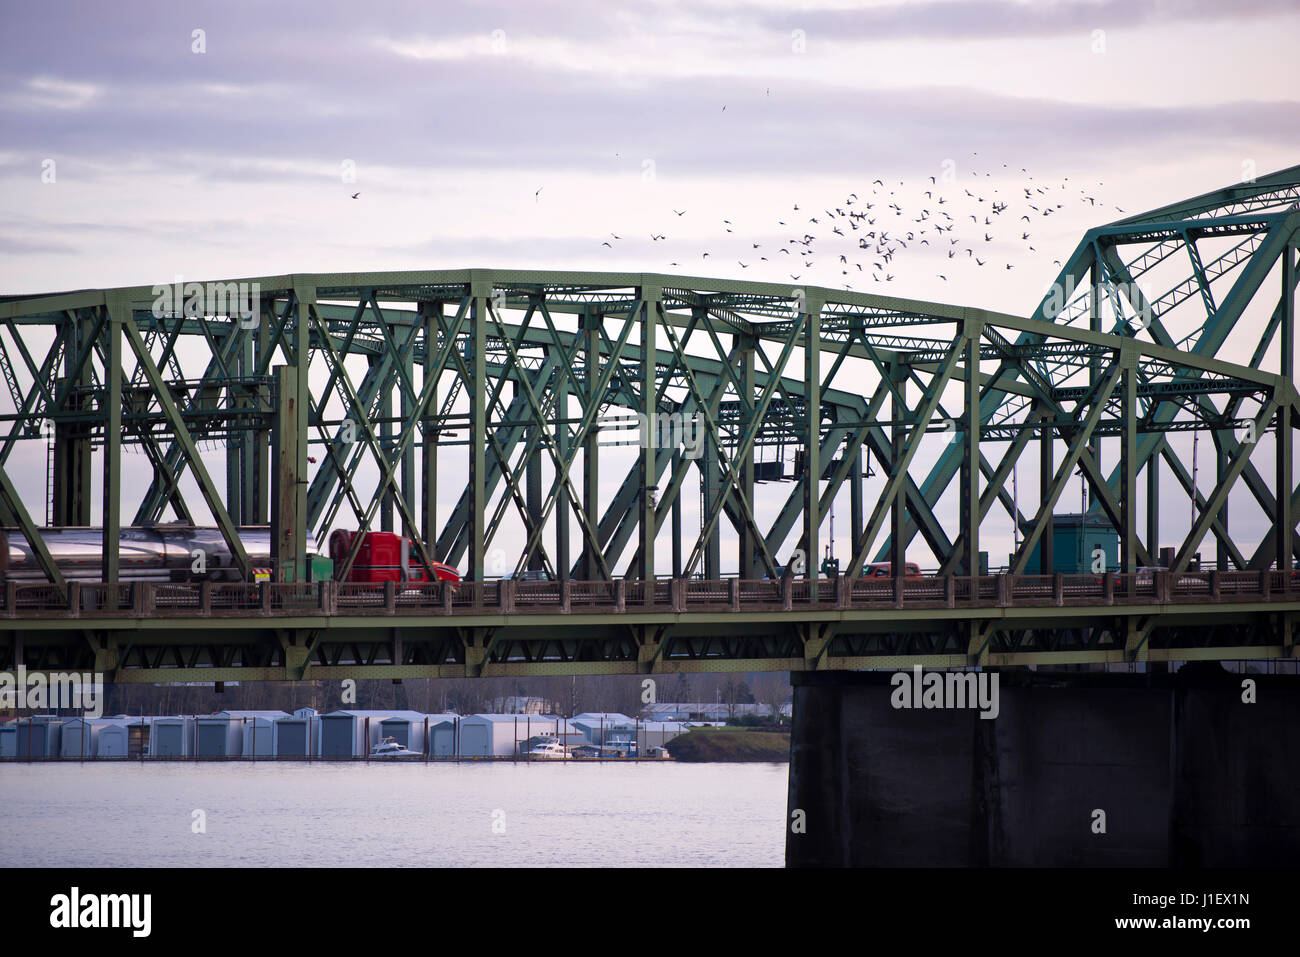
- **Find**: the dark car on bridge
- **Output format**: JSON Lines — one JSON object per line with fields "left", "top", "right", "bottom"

{"left": 502, "top": 569, "right": 551, "bottom": 582}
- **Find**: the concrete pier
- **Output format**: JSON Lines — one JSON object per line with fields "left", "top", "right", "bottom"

{"left": 786, "top": 664, "right": 1300, "bottom": 866}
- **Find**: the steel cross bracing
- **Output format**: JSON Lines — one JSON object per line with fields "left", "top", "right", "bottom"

{"left": 0, "top": 165, "right": 1297, "bottom": 679}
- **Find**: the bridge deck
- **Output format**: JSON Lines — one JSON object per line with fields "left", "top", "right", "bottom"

{"left": 4, "top": 570, "right": 1299, "bottom": 619}
{"left": 2, "top": 571, "right": 1297, "bottom": 681}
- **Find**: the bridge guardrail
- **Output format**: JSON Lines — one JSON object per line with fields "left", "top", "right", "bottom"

{"left": 3, "top": 570, "right": 1299, "bottom": 619}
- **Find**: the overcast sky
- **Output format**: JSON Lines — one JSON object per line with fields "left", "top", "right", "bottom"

{"left": 2, "top": 0, "right": 1297, "bottom": 571}
{"left": 3, "top": 0, "right": 1297, "bottom": 300}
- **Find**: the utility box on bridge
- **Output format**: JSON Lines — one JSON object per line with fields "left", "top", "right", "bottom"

{"left": 1025, "top": 513, "right": 1118, "bottom": 574}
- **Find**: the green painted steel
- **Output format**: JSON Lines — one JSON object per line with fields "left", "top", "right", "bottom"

{"left": 0, "top": 166, "right": 1297, "bottom": 678}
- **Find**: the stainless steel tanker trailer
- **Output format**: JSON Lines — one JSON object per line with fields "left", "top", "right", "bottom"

{"left": 0, "top": 526, "right": 318, "bottom": 583}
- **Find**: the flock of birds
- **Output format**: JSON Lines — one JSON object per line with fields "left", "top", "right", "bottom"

{"left": 590, "top": 154, "right": 1125, "bottom": 291}
{"left": 342, "top": 145, "right": 1124, "bottom": 294}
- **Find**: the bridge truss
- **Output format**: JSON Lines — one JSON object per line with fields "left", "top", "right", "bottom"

{"left": 0, "top": 165, "right": 1297, "bottom": 679}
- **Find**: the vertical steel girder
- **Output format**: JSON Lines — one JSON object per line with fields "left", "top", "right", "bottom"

{"left": 102, "top": 297, "right": 123, "bottom": 582}
{"left": 961, "top": 319, "right": 981, "bottom": 575}
{"left": 639, "top": 287, "right": 659, "bottom": 579}
{"left": 889, "top": 363, "right": 907, "bottom": 574}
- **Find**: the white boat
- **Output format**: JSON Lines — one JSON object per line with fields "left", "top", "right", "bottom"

{"left": 525, "top": 741, "right": 568, "bottom": 760}
{"left": 370, "top": 737, "right": 421, "bottom": 758}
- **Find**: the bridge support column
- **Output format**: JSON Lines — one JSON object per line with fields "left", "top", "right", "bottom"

{"left": 378, "top": 358, "right": 394, "bottom": 534}
{"left": 52, "top": 309, "right": 95, "bottom": 528}
{"left": 239, "top": 330, "right": 263, "bottom": 525}
{"left": 802, "top": 295, "right": 823, "bottom": 597}
{"left": 399, "top": 327, "right": 416, "bottom": 539}
{"left": 960, "top": 321, "right": 980, "bottom": 575}
{"left": 671, "top": 449, "right": 682, "bottom": 578}
{"left": 1216, "top": 430, "right": 1231, "bottom": 562}
{"left": 526, "top": 425, "right": 543, "bottom": 573}
{"left": 1040, "top": 410, "right": 1054, "bottom": 574}
{"left": 737, "top": 333, "right": 757, "bottom": 580}
{"left": 702, "top": 431, "right": 721, "bottom": 580}
{"left": 271, "top": 363, "right": 304, "bottom": 581}
{"left": 1146, "top": 446, "right": 1159, "bottom": 567}
{"left": 638, "top": 284, "right": 661, "bottom": 580}
{"left": 849, "top": 444, "right": 863, "bottom": 578}
{"left": 1277, "top": 394, "right": 1292, "bottom": 573}
{"left": 226, "top": 345, "right": 243, "bottom": 524}
{"left": 468, "top": 283, "right": 489, "bottom": 582}
{"left": 102, "top": 298, "right": 123, "bottom": 583}
{"left": 786, "top": 666, "right": 1300, "bottom": 866}
{"left": 1120, "top": 353, "right": 1137, "bottom": 575}
{"left": 421, "top": 300, "right": 442, "bottom": 559}
{"left": 251, "top": 307, "right": 271, "bottom": 525}
{"left": 890, "top": 364, "right": 907, "bottom": 574}
{"left": 283, "top": 642, "right": 309, "bottom": 681}
{"left": 556, "top": 361, "right": 570, "bottom": 579}
{"left": 91, "top": 636, "right": 119, "bottom": 678}
{"left": 581, "top": 307, "right": 602, "bottom": 580}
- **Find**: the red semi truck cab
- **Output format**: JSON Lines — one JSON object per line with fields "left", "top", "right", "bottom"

{"left": 328, "top": 530, "right": 460, "bottom": 583}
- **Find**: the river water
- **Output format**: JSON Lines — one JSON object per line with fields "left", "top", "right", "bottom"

{"left": 0, "top": 761, "right": 788, "bottom": 867}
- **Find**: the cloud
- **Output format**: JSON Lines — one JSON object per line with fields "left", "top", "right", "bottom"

{"left": 5, "top": 76, "right": 102, "bottom": 111}
{"left": 1, "top": 72, "right": 1294, "bottom": 183}
{"left": 0, "top": 235, "right": 79, "bottom": 255}
{"left": 0, "top": 0, "right": 1296, "bottom": 303}
{"left": 754, "top": 0, "right": 1299, "bottom": 42}
{"left": 0, "top": 0, "right": 1295, "bottom": 192}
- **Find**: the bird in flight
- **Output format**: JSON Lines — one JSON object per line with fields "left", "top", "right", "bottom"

{"left": 673, "top": 209, "right": 687, "bottom": 216}
{"left": 351, "top": 192, "right": 360, "bottom": 199}
{"left": 535, "top": 188, "right": 543, "bottom": 201}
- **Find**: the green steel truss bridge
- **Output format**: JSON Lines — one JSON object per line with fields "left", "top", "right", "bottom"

{"left": 1, "top": 166, "right": 1298, "bottom": 682}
